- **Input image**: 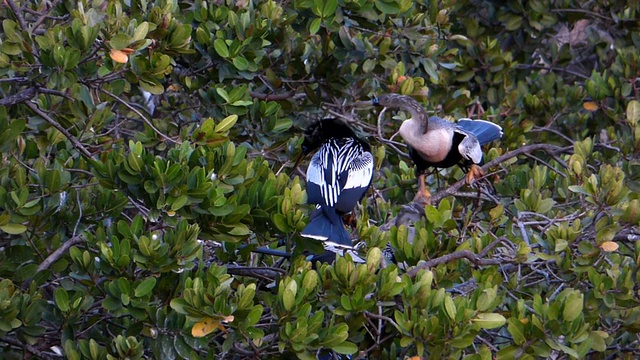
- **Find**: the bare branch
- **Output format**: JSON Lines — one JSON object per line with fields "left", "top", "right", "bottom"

{"left": 0, "top": 87, "right": 36, "bottom": 106}
{"left": 406, "top": 250, "right": 506, "bottom": 277}
{"left": 100, "top": 88, "right": 181, "bottom": 144}
{"left": 36, "top": 235, "right": 85, "bottom": 273}
{"left": 24, "top": 101, "right": 94, "bottom": 158}
{"left": 0, "top": 336, "right": 54, "bottom": 360}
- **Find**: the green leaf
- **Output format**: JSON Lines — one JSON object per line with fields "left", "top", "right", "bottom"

{"left": 55, "top": 288, "right": 70, "bottom": 312}
{"left": 139, "top": 77, "right": 164, "bottom": 95}
{"left": 110, "top": 33, "right": 132, "bottom": 50}
{"left": 507, "top": 318, "right": 526, "bottom": 345}
{"left": 627, "top": 100, "right": 640, "bottom": 126}
{"left": 472, "top": 313, "right": 506, "bottom": 329}
{"left": 214, "top": 39, "right": 229, "bottom": 58}
{"left": 271, "top": 118, "right": 293, "bottom": 133}
{"left": 444, "top": 295, "right": 456, "bottom": 320}
{"left": 563, "top": 292, "right": 583, "bottom": 322}
{"left": 215, "top": 115, "right": 238, "bottom": 133}
{"left": 321, "top": 0, "right": 338, "bottom": 18}
{"left": 309, "top": 18, "right": 321, "bottom": 34}
{"left": 0, "top": 42, "right": 22, "bottom": 55}
{"left": 132, "top": 22, "right": 149, "bottom": 42}
{"left": 232, "top": 56, "right": 249, "bottom": 71}
{"left": 0, "top": 223, "right": 27, "bottom": 234}
{"left": 134, "top": 277, "right": 157, "bottom": 298}
{"left": 374, "top": 0, "right": 400, "bottom": 14}
{"left": 282, "top": 283, "right": 296, "bottom": 312}
{"left": 332, "top": 341, "right": 358, "bottom": 355}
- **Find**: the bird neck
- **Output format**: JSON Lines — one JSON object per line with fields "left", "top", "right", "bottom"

{"left": 400, "top": 101, "right": 429, "bottom": 134}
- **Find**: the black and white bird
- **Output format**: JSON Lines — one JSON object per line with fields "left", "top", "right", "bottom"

{"left": 298, "top": 118, "right": 374, "bottom": 262}
{"left": 370, "top": 94, "right": 503, "bottom": 203}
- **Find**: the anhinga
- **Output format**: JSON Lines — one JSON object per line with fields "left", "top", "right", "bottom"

{"left": 371, "top": 93, "right": 503, "bottom": 202}
{"left": 297, "top": 118, "right": 374, "bottom": 262}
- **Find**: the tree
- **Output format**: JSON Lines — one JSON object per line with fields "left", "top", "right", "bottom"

{"left": 1, "top": 0, "right": 639, "bottom": 358}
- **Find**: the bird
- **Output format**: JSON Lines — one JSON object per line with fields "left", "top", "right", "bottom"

{"left": 297, "top": 118, "right": 374, "bottom": 262}
{"left": 370, "top": 93, "right": 503, "bottom": 203}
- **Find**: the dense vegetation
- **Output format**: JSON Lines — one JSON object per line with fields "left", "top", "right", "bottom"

{"left": 1, "top": 0, "right": 640, "bottom": 358}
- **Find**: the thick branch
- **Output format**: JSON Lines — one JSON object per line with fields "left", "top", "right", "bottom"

{"left": 37, "top": 235, "right": 85, "bottom": 273}
{"left": 0, "top": 336, "right": 54, "bottom": 360}
{"left": 0, "top": 87, "right": 36, "bottom": 106}
{"left": 6, "top": 0, "right": 28, "bottom": 34}
{"left": 381, "top": 143, "right": 573, "bottom": 229}
{"left": 249, "top": 91, "right": 306, "bottom": 101}
{"left": 431, "top": 143, "right": 570, "bottom": 205}
{"left": 226, "top": 265, "right": 287, "bottom": 280}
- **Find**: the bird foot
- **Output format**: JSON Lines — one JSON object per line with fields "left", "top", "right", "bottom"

{"left": 466, "top": 164, "right": 485, "bottom": 186}
{"left": 413, "top": 187, "right": 432, "bottom": 206}
{"left": 414, "top": 174, "right": 432, "bottom": 206}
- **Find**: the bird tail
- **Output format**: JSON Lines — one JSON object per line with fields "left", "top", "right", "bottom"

{"left": 457, "top": 119, "right": 503, "bottom": 145}
{"left": 301, "top": 207, "right": 351, "bottom": 246}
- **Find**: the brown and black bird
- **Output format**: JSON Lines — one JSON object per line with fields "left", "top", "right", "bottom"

{"left": 369, "top": 93, "right": 502, "bottom": 203}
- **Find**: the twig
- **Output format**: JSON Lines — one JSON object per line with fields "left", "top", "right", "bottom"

{"left": 516, "top": 64, "right": 589, "bottom": 80}
{"left": 363, "top": 311, "right": 402, "bottom": 332}
{"left": 6, "top": 0, "right": 29, "bottom": 35}
{"left": 430, "top": 143, "right": 571, "bottom": 205}
{"left": 36, "top": 235, "right": 85, "bottom": 273}
{"left": 0, "top": 336, "right": 54, "bottom": 360}
{"left": 226, "top": 266, "right": 287, "bottom": 280}
{"left": 249, "top": 91, "right": 305, "bottom": 101}
{"left": 406, "top": 250, "right": 506, "bottom": 277}
{"left": 24, "top": 102, "right": 93, "bottom": 158}
{"left": 100, "top": 88, "right": 180, "bottom": 144}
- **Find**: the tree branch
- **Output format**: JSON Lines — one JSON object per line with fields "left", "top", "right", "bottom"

{"left": 24, "top": 102, "right": 94, "bottom": 158}
{"left": 0, "top": 87, "right": 37, "bottom": 106}
{"left": 406, "top": 250, "right": 506, "bottom": 277}
{"left": 37, "top": 235, "right": 85, "bottom": 273}
{"left": 5, "top": 0, "right": 28, "bottom": 34}
{"left": 100, "top": 88, "right": 180, "bottom": 144}
{"left": 0, "top": 336, "right": 54, "bottom": 360}
{"left": 381, "top": 143, "right": 573, "bottom": 229}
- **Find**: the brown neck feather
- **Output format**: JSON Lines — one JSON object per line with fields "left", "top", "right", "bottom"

{"left": 376, "top": 94, "right": 428, "bottom": 133}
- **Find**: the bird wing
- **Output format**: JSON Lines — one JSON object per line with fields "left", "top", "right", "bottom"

{"left": 336, "top": 146, "right": 373, "bottom": 213}
{"left": 455, "top": 128, "right": 483, "bottom": 164}
{"left": 456, "top": 119, "right": 503, "bottom": 145}
{"left": 306, "top": 139, "right": 373, "bottom": 212}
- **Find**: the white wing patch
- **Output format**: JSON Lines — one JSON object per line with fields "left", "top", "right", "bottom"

{"left": 322, "top": 241, "right": 366, "bottom": 263}
{"left": 344, "top": 152, "right": 374, "bottom": 190}
{"left": 456, "top": 130, "right": 483, "bottom": 164}
{"left": 306, "top": 138, "right": 372, "bottom": 207}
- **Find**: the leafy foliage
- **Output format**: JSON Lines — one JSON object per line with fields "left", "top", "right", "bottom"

{"left": 1, "top": 0, "right": 640, "bottom": 359}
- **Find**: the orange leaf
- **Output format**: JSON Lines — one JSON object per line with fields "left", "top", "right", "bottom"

{"left": 109, "top": 49, "right": 128, "bottom": 64}
{"left": 600, "top": 241, "right": 618, "bottom": 252}
{"left": 191, "top": 317, "right": 223, "bottom": 338}
{"left": 120, "top": 47, "right": 135, "bottom": 55}
{"left": 583, "top": 101, "right": 598, "bottom": 112}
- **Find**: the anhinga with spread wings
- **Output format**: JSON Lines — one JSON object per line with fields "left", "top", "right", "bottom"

{"left": 370, "top": 93, "right": 503, "bottom": 203}
{"left": 298, "top": 118, "right": 374, "bottom": 261}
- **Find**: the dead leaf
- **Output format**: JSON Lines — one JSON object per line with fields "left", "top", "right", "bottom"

{"left": 191, "top": 317, "right": 225, "bottom": 338}
{"left": 583, "top": 101, "right": 598, "bottom": 112}
{"left": 109, "top": 49, "right": 128, "bottom": 64}
{"left": 600, "top": 241, "right": 618, "bottom": 252}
